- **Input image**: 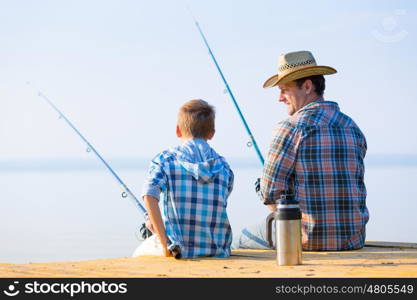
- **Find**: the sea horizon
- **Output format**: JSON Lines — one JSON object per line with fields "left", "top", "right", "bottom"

{"left": 1, "top": 153, "right": 417, "bottom": 171}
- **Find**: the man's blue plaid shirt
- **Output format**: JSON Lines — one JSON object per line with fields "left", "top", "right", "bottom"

{"left": 142, "top": 139, "right": 234, "bottom": 258}
{"left": 261, "top": 101, "right": 369, "bottom": 250}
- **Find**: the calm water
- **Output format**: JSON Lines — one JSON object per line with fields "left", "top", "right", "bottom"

{"left": 1, "top": 163, "right": 416, "bottom": 263}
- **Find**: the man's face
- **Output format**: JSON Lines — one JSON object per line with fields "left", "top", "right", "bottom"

{"left": 277, "top": 81, "right": 307, "bottom": 116}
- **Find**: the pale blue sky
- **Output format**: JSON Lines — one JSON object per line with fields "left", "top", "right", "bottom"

{"left": 0, "top": 0, "right": 416, "bottom": 163}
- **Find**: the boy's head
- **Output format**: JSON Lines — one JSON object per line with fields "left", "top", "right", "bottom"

{"left": 177, "top": 99, "right": 215, "bottom": 140}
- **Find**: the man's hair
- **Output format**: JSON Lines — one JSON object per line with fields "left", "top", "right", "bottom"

{"left": 177, "top": 99, "right": 215, "bottom": 139}
{"left": 294, "top": 75, "right": 326, "bottom": 97}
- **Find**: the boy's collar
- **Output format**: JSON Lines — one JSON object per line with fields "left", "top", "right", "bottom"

{"left": 180, "top": 138, "right": 208, "bottom": 144}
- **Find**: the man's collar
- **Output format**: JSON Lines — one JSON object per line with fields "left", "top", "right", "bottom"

{"left": 296, "top": 100, "right": 339, "bottom": 114}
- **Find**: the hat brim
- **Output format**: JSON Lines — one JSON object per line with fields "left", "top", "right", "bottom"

{"left": 263, "top": 65, "right": 337, "bottom": 88}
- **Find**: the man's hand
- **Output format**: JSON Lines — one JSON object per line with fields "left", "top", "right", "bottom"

{"left": 254, "top": 177, "right": 261, "bottom": 198}
{"left": 267, "top": 204, "right": 277, "bottom": 212}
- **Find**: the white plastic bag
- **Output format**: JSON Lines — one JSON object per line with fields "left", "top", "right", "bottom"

{"left": 132, "top": 234, "right": 164, "bottom": 257}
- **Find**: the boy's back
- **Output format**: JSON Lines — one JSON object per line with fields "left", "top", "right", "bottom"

{"left": 142, "top": 139, "right": 233, "bottom": 258}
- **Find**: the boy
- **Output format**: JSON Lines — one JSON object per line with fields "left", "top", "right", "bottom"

{"left": 141, "top": 99, "right": 234, "bottom": 258}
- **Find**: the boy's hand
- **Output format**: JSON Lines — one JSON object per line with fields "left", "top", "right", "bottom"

{"left": 145, "top": 218, "right": 155, "bottom": 233}
{"left": 162, "top": 247, "right": 173, "bottom": 257}
{"left": 144, "top": 195, "right": 172, "bottom": 257}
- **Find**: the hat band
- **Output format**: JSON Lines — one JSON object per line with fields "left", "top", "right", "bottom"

{"left": 278, "top": 59, "right": 316, "bottom": 72}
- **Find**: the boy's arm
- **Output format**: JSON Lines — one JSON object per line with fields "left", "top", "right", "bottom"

{"left": 143, "top": 195, "right": 172, "bottom": 257}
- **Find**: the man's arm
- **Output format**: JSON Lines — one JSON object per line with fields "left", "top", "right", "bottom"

{"left": 255, "top": 177, "right": 277, "bottom": 211}
{"left": 261, "top": 121, "right": 298, "bottom": 206}
{"left": 143, "top": 195, "right": 172, "bottom": 257}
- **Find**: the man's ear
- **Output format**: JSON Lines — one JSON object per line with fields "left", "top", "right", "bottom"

{"left": 303, "top": 79, "right": 313, "bottom": 95}
{"left": 207, "top": 129, "right": 215, "bottom": 140}
{"left": 176, "top": 125, "right": 182, "bottom": 138}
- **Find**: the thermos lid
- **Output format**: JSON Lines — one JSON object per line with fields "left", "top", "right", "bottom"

{"left": 277, "top": 190, "right": 301, "bottom": 220}
{"left": 278, "top": 190, "right": 297, "bottom": 204}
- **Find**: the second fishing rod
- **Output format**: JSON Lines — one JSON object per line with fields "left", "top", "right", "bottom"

{"left": 189, "top": 12, "right": 265, "bottom": 166}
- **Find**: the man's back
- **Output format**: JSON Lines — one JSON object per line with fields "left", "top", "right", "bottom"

{"left": 262, "top": 101, "right": 369, "bottom": 250}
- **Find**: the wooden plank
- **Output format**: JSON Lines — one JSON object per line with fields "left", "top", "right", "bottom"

{"left": 365, "top": 241, "right": 417, "bottom": 249}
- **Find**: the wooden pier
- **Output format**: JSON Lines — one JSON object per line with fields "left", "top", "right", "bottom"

{"left": 1, "top": 242, "right": 416, "bottom": 277}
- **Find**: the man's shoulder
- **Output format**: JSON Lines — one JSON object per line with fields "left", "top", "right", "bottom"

{"left": 295, "top": 105, "right": 327, "bottom": 128}
{"left": 274, "top": 114, "right": 309, "bottom": 139}
{"left": 276, "top": 118, "right": 298, "bottom": 132}
{"left": 335, "top": 110, "right": 362, "bottom": 129}
{"left": 279, "top": 105, "right": 324, "bottom": 130}
{"left": 296, "top": 101, "right": 363, "bottom": 129}
{"left": 298, "top": 102, "right": 366, "bottom": 141}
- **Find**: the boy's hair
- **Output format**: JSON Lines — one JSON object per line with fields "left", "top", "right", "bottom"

{"left": 178, "top": 99, "right": 215, "bottom": 139}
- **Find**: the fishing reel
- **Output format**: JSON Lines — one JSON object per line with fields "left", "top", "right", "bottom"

{"left": 136, "top": 222, "right": 153, "bottom": 241}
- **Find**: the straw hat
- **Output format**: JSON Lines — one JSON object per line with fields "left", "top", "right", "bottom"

{"left": 263, "top": 50, "right": 337, "bottom": 88}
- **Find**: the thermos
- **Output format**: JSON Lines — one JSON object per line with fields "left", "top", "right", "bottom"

{"left": 266, "top": 192, "right": 302, "bottom": 266}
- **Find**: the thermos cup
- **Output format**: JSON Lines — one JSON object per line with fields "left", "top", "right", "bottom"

{"left": 266, "top": 192, "right": 302, "bottom": 266}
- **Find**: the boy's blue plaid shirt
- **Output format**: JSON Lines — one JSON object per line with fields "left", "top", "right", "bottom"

{"left": 142, "top": 139, "right": 234, "bottom": 258}
{"left": 261, "top": 101, "right": 369, "bottom": 251}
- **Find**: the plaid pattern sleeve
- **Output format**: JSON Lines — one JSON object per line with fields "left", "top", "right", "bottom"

{"left": 141, "top": 155, "right": 167, "bottom": 200}
{"left": 260, "top": 120, "right": 301, "bottom": 204}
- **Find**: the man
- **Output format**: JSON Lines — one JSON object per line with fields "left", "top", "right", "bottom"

{"left": 233, "top": 50, "right": 369, "bottom": 251}
{"left": 262, "top": 50, "right": 369, "bottom": 250}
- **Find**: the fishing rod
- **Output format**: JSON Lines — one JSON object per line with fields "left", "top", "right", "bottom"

{"left": 189, "top": 11, "right": 265, "bottom": 165}
{"left": 34, "top": 87, "right": 152, "bottom": 239}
